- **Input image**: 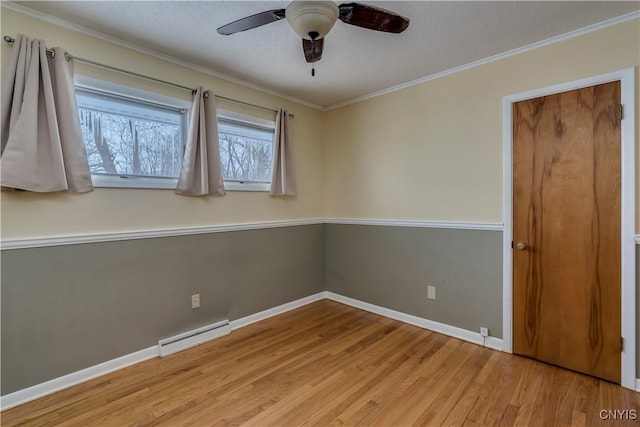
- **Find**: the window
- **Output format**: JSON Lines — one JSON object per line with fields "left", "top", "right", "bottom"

{"left": 218, "top": 111, "right": 275, "bottom": 192}
{"left": 75, "top": 78, "right": 275, "bottom": 191}
{"left": 76, "top": 87, "right": 187, "bottom": 189}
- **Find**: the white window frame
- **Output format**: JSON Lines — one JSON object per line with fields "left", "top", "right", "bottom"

{"left": 76, "top": 77, "right": 276, "bottom": 192}
{"left": 218, "top": 109, "right": 276, "bottom": 192}
{"left": 76, "top": 76, "right": 190, "bottom": 190}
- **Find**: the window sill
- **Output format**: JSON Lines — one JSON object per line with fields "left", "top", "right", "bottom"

{"left": 224, "top": 181, "right": 270, "bottom": 192}
{"left": 91, "top": 175, "right": 271, "bottom": 192}
{"left": 91, "top": 174, "right": 178, "bottom": 189}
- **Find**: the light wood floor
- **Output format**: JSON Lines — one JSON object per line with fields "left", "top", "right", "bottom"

{"left": 3, "top": 300, "right": 639, "bottom": 426}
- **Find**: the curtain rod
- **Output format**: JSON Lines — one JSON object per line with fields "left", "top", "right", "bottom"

{"left": 3, "top": 35, "right": 292, "bottom": 117}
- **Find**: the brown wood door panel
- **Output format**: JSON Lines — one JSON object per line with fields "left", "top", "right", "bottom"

{"left": 512, "top": 81, "right": 621, "bottom": 383}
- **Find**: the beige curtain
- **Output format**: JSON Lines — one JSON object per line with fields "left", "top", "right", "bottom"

{"left": 270, "top": 109, "right": 296, "bottom": 196}
{"left": 1, "top": 34, "right": 92, "bottom": 192}
{"left": 176, "top": 87, "right": 225, "bottom": 196}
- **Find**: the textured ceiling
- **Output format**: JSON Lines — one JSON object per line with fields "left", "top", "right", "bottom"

{"left": 6, "top": 1, "right": 640, "bottom": 108}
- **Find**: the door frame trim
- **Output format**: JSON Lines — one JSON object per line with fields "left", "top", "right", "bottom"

{"left": 502, "top": 68, "right": 636, "bottom": 389}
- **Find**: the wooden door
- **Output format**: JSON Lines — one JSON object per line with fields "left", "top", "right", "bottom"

{"left": 512, "top": 81, "right": 621, "bottom": 383}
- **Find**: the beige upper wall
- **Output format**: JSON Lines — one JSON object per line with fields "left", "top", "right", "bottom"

{"left": 324, "top": 19, "right": 640, "bottom": 229}
{"left": 0, "top": 8, "right": 325, "bottom": 239}
{"left": 1, "top": 9, "right": 638, "bottom": 239}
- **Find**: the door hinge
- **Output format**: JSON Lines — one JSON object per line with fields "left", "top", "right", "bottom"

{"left": 621, "top": 336, "right": 624, "bottom": 352}
{"left": 619, "top": 104, "right": 624, "bottom": 121}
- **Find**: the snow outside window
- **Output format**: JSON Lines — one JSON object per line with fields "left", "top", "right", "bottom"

{"left": 76, "top": 85, "right": 276, "bottom": 191}
{"left": 76, "top": 88, "right": 186, "bottom": 189}
{"left": 218, "top": 115, "right": 275, "bottom": 192}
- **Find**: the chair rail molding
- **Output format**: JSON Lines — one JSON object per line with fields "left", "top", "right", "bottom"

{"left": 2, "top": 218, "right": 505, "bottom": 250}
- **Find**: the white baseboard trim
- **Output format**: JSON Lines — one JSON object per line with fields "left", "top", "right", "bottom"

{"left": 0, "top": 290, "right": 505, "bottom": 411}
{"left": 0, "top": 346, "right": 159, "bottom": 411}
{"left": 0, "top": 292, "right": 325, "bottom": 411}
{"left": 18, "top": 290, "right": 629, "bottom": 408}
{"left": 325, "top": 292, "right": 504, "bottom": 352}
{"left": 636, "top": 378, "right": 640, "bottom": 392}
{"left": 230, "top": 292, "right": 326, "bottom": 330}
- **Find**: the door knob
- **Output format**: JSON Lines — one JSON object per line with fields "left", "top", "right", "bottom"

{"left": 516, "top": 241, "right": 528, "bottom": 250}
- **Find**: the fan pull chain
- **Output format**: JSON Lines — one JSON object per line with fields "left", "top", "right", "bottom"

{"left": 311, "top": 38, "right": 317, "bottom": 77}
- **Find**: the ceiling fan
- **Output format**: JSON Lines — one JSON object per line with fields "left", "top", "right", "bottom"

{"left": 216, "top": 1, "right": 409, "bottom": 74}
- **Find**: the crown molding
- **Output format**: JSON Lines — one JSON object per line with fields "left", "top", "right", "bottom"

{"left": 0, "top": 1, "right": 324, "bottom": 111}
{"left": 325, "top": 10, "right": 640, "bottom": 111}
{"left": 2, "top": 3, "right": 638, "bottom": 114}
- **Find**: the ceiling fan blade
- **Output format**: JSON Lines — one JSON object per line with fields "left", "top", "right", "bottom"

{"left": 338, "top": 2, "right": 409, "bottom": 33}
{"left": 302, "top": 38, "right": 324, "bottom": 63}
{"left": 217, "top": 9, "right": 286, "bottom": 35}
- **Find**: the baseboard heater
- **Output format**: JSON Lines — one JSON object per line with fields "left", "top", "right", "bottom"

{"left": 159, "top": 319, "right": 230, "bottom": 357}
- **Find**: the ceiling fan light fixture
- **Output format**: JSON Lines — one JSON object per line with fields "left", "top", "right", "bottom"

{"left": 285, "top": 1, "right": 339, "bottom": 40}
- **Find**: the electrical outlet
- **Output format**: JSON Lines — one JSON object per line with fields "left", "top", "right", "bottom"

{"left": 191, "top": 294, "right": 200, "bottom": 309}
{"left": 480, "top": 327, "right": 489, "bottom": 337}
{"left": 427, "top": 285, "right": 436, "bottom": 300}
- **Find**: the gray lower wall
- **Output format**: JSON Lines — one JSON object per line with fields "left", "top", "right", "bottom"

{"left": 1, "top": 223, "right": 638, "bottom": 395}
{"left": 324, "top": 224, "right": 503, "bottom": 338}
{"left": 1, "top": 225, "right": 324, "bottom": 395}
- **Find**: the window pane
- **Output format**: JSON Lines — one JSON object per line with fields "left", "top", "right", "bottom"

{"left": 218, "top": 120, "right": 274, "bottom": 183}
{"left": 76, "top": 90, "right": 184, "bottom": 178}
